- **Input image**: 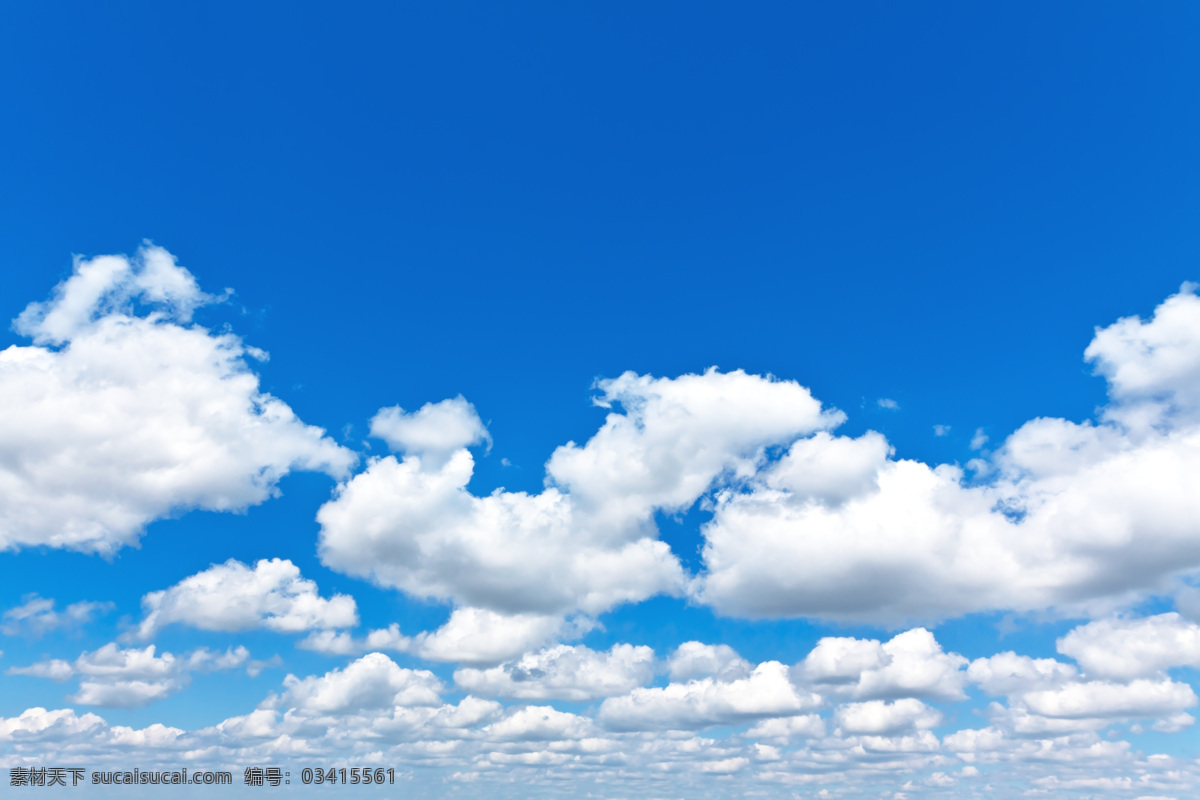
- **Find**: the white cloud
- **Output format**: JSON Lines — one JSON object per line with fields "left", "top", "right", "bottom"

{"left": 667, "top": 641, "right": 753, "bottom": 682}
{"left": 1057, "top": 613, "right": 1200, "bottom": 680}
{"left": 1152, "top": 711, "right": 1195, "bottom": 732}
{"left": 297, "top": 623, "right": 410, "bottom": 656}
{"left": 297, "top": 609, "right": 593, "bottom": 666}
{"left": 1085, "top": 283, "right": 1200, "bottom": 422}
{"left": 797, "top": 628, "right": 968, "bottom": 701}
{"left": 0, "top": 707, "right": 107, "bottom": 741}
{"left": 133, "top": 558, "right": 358, "bottom": 639}
{"left": 0, "top": 245, "right": 354, "bottom": 554}
{"left": 877, "top": 398, "right": 899, "bottom": 410}
{"left": 695, "top": 287, "right": 1200, "bottom": 623}
{"left": 933, "top": 424, "right": 951, "bottom": 437}
{"left": 763, "top": 431, "right": 892, "bottom": 506}
{"left": 407, "top": 608, "right": 589, "bottom": 665}
{"left": 7, "top": 643, "right": 249, "bottom": 709}
{"left": 745, "top": 714, "right": 826, "bottom": 742}
{"left": 833, "top": 699, "right": 941, "bottom": 735}
{"left": 318, "top": 369, "right": 838, "bottom": 625}
{"left": 279, "top": 653, "right": 443, "bottom": 714}
{"left": 1019, "top": 678, "right": 1197, "bottom": 720}
{"left": 370, "top": 396, "right": 491, "bottom": 467}
{"left": 1, "top": 595, "right": 112, "bottom": 637}
{"left": 454, "top": 644, "right": 655, "bottom": 701}
{"left": 598, "top": 661, "right": 822, "bottom": 731}
{"left": 481, "top": 706, "right": 595, "bottom": 742}
{"left": 967, "top": 652, "right": 1078, "bottom": 695}
{"left": 970, "top": 428, "right": 989, "bottom": 450}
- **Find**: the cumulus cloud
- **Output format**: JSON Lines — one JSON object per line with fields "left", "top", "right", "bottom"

{"left": 1056, "top": 613, "right": 1200, "bottom": 680}
{"left": 1, "top": 595, "right": 112, "bottom": 637}
{"left": 297, "top": 609, "right": 593, "bottom": 666}
{"left": 667, "top": 641, "right": 753, "bottom": 682}
{"left": 405, "top": 608, "right": 590, "bottom": 665}
{"left": 967, "top": 652, "right": 1078, "bottom": 695}
{"left": 454, "top": 644, "right": 655, "bottom": 701}
{"left": 797, "top": 628, "right": 968, "bottom": 701}
{"left": 278, "top": 653, "right": 443, "bottom": 714}
{"left": 481, "top": 705, "right": 595, "bottom": 742}
{"left": 1019, "top": 678, "right": 1197, "bottom": 720}
{"left": 132, "top": 558, "right": 358, "bottom": 639}
{"left": 318, "top": 370, "right": 838, "bottom": 629}
{"left": 370, "top": 396, "right": 491, "bottom": 466}
{"left": 833, "top": 699, "right": 942, "bottom": 735}
{"left": 745, "top": 714, "right": 826, "bottom": 742}
{"left": 7, "top": 643, "right": 249, "bottom": 708}
{"left": 297, "top": 623, "right": 410, "bottom": 656}
{"left": 598, "top": 661, "right": 822, "bottom": 731}
{"left": 0, "top": 245, "right": 354, "bottom": 554}
{"left": 0, "top": 706, "right": 108, "bottom": 741}
{"left": 695, "top": 286, "right": 1200, "bottom": 622}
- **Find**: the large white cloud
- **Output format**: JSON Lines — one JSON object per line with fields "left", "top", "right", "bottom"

{"left": 695, "top": 285, "right": 1200, "bottom": 622}
{"left": 132, "top": 558, "right": 358, "bottom": 639}
{"left": 1018, "top": 678, "right": 1197, "bottom": 721}
{"left": 0, "top": 245, "right": 354, "bottom": 554}
{"left": 454, "top": 644, "right": 656, "bottom": 701}
{"left": 796, "top": 628, "right": 968, "bottom": 701}
{"left": 317, "top": 369, "right": 838, "bottom": 626}
{"left": 833, "top": 699, "right": 941, "bottom": 735}
{"left": 278, "top": 653, "right": 443, "bottom": 714}
{"left": 1056, "top": 613, "right": 1200, "bottom": 680}
{"left": 967, "top": 652, "right": 1078, "bottom": 696}
{"left": 597, "top": 661, "right": 822, "bottom": 732}
{"left": 667, "top": 641, "right": 753, "bottom": 682}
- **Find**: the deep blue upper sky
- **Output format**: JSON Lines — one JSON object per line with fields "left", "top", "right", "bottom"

{"left": 3, "top": 3, "right": 1196, "bottom": 472}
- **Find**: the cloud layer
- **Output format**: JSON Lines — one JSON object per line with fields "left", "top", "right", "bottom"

{"left": 0, "top": 245, "right": 353, "bottom": 554}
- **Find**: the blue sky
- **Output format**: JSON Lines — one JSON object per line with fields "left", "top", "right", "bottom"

{"left": 2, "top": 3, "right": 1200, "bottom": 797}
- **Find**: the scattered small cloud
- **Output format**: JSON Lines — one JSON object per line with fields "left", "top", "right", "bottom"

{"left": 877, "top": 398, "right": 900, "bottom": 410}
{"left": 933, "top": 424, "right": 951, "bottom": 437}
{"left": 1, "top": 595, "right": 113, "bottom": 637}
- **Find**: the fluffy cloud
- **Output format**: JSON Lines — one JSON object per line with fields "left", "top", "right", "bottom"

{"left": 1, "top": 595, "right": 112, "bottom": 637}
{"left": 695, "top": 286, "right": 1200, "bottom": 622}
{"left": 1019, "top": 678, "right": 1197, "bottom": 720}
{"left": 833, "top": 699, "right": 942, "bottom": 735}
{"left": 1057, "top": 613, "right": 1200, "bottom": 679}
{"left": 481, "top": 706, "right": 595, "bottom": 742}
{"left": 7, "top": 643, "right": 249, "bottom": 708}
{"left": 598, "top": 661, "right": 822, "bottom": 731}
{"left": 454, "top": 644, "right": 655, "bottom": 701}
{"left": 318, "top": 370, "right": 838, "bottom": 628}
{"left": 797, "top": 628, "right": 968, "bottom": 701}
{"left": 370, "top": 397, "right": 491, "bottom": 466}
{"left": 0, "top": 245, "right": 354, "bottom": 554}
{"left": 405, "top": 608, "right": 589, "bottom": 665}
{"left": 132, "top": 558, "right": 358, "bottom": 639}
{"left": 967, "top": 652, "right": 1078, "bottom": 695}
{"left": 1084, "top": 284, "right": 1200, "bottom": 422}
{"left": 667, "top": 642, "right": 753, "bottom": 682}
{"left": 298, "top": 609, "right": 592, "bottom": 665}
{"left": 298, "top": 623, "right": 410, "bottom": 656}
{"left": 279, "top": 653, "right": 443, "bottom": 714}
{"left": 0, "top": 707, "right": 108, "bottom": 742}
{"left": 745, "top": 714, "right": 826, "bottom": 742}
